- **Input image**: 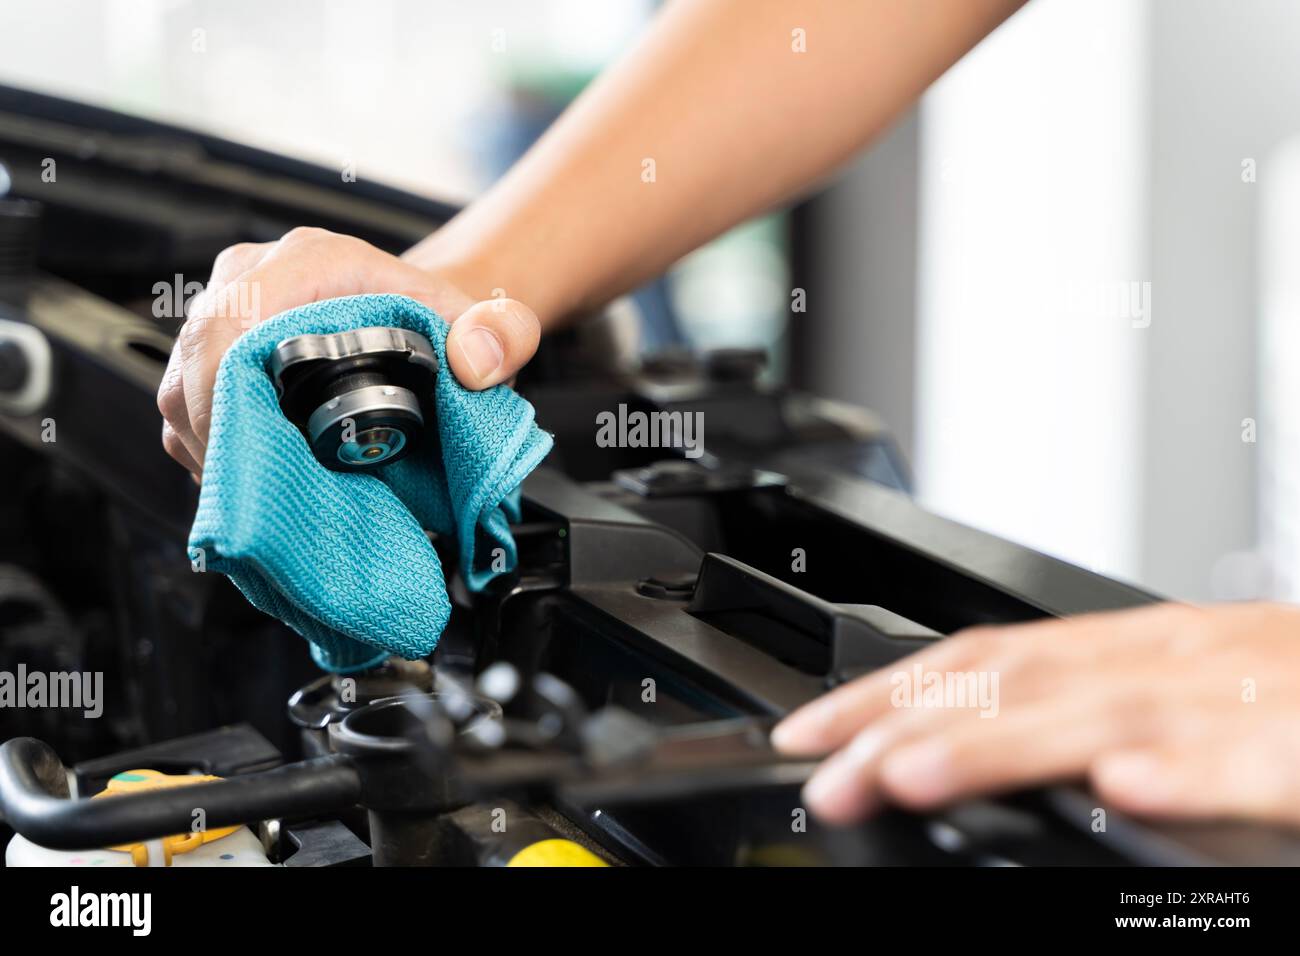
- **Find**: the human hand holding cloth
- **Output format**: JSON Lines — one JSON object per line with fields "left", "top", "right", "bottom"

{"left": 187, "top": 293, "right": 553, "bottom": 672}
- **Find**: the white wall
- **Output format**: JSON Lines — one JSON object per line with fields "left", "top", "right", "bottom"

{"left": 848, "top": 0, "right": 1300, "bottom": 602}
{"left": 1259, "top": 136, "right": 1300, "bottom": 601}
{"left": 915, "top": 0, "right": 1150, "bottom": 584}
{"left": 1143, "top": 0, "right": 1300, "bottom": 601}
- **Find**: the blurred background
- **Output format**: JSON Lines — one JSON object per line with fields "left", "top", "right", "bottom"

{"left": 0, "top": 0, "right": 1296, "bottom": 604}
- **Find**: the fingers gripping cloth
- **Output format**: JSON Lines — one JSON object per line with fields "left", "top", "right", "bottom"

{"left": 187, "top": 294, "right": 553, "bottom": 673}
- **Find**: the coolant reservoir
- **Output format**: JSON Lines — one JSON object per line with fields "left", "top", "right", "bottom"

{"left": 4, "top": 769, "right": 275, "bottom": 867}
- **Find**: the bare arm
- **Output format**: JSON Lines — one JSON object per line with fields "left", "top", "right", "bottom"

{"left": 160, "top": 0, "right": 1024, "bottom": 473}
{"left": 407, "top": 0, "right": 1027, "bottom": 325}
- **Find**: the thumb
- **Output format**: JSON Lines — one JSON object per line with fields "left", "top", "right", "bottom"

{"left": 445, "top": 297, "right": 541, "bottom": 389}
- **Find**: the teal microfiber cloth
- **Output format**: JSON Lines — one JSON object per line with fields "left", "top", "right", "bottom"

{"left": 188, "top": 293, "right": 553, "bottom": 673}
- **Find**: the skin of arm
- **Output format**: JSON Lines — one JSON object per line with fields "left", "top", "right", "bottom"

{"left": 406, "top": 0, "right": 1028, "bottom": 326}
{"left": 160, "top": 0, "right": 1026, "bottom": 469}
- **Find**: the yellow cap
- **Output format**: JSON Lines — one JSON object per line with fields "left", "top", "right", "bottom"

{"left": 506, "top": 838, "right": 608, "bottom": 868}
{"left": 95, "top": 769, "right": 241, "bottom": 867}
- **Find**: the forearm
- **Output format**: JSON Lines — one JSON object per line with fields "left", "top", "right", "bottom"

{"left": 406, "top": 0, "right": 1025, "bottom": 327}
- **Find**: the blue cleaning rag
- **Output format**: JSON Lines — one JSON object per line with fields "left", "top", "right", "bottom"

{"left": 188, "top": 293, "right": 553, "bottom": 673}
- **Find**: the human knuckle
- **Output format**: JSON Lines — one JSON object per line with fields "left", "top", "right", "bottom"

{"left": 505, "top": 301, "right": 541, "bottom": 341}
{"left": 160, "top": 425, "right": 185, "bottom": 457}
{"left": 178, "top": 302, "right": 215, "bottom": 340}
{"left": 156, "top": 358, "right": 185, "bottom": 418}
{"left": 281, "top": 225, "right": 334, "bottom": 247}
{"left": 212, "top": 242, "right": 256, "bottom": 274}
{"left": 948, "top": 626, "right": 1010, "bottom": 662}
{"left": 156, "top": 381, "right": 180, "bottom": 421}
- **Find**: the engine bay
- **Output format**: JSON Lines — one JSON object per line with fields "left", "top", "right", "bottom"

{"left": 1, "top": 85, "right": 1298, "bottom": 871}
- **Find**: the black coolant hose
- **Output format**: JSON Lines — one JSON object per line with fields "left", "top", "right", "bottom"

{"left": 0, "top": 737, "right": 361, "bottom": 850}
